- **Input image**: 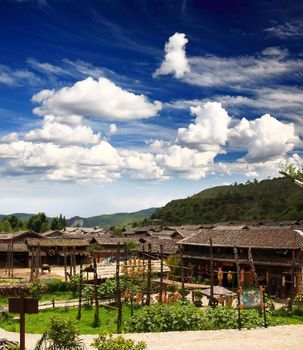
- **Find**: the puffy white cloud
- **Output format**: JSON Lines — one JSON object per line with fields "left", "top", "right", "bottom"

{"left": 228, "top": 114, "right": 299, "bottom": 162}
{"left": 120, "top": 150, "right": 166, "bottom": 180}
{"left": 153, "top": 33, "right": 190, "bottom": 79}
{"left": 156, "top": 145, "right": 217, "bottom": 180}
{"left": 264, "top": 21, "right": 303, "bottom": 39}
{"left": 32, "top": 77, "right": 162, "bottom": 121}
{"left": 177, "top": 102, "right": 231, "bottom": 151}
{"left": 25, "top": 115, "right": 100, "bottom": 145}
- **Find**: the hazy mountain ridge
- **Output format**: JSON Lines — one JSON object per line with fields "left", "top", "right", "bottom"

{"left": 0, "top": 208, "right": 158, "bottom": 228}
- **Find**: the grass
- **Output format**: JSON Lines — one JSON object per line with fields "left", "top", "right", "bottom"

{"left": 0, "top": 305, "right": 134, "bottom": 334}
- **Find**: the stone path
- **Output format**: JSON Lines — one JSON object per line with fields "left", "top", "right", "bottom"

{"left": 1, "top": 325, "right": 303, "bottom": 350}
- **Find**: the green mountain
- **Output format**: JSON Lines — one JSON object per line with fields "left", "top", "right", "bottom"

{"left": 79, "top": 207, "right": 158, "bottom": 227}
{"left": 151, "top": 177, "right": 303, "bottom": 225}
{"left": 1, "top": 208, "right": 158, "bottom": 228}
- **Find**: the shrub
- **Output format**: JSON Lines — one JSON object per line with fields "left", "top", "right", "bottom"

{"left": 126, "top": 302, "right": 214, "bottom": 332}
{"left": 205, "top": 306, "right": 272, "bottom": 329}
{"left": 34, "top": 317, "right": 84, "bottom": 350}
{"left": 29, "top": 279, "right": 46, "bottom": 299}
{"left": 82, "top": 285, "right": 94, "bottom": 306}
{"left": 91, "top": 334, "right": 147, "bottom": 350}
{"left": 45, "top": 279, "right": 70, "bottom": 293}
{"left": 293, "top": 305, "right": 303, "bottom": 316}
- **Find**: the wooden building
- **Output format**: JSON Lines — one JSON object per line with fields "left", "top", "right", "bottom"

{"left": 179, "top": 228, "right": 303, "bottom": 298}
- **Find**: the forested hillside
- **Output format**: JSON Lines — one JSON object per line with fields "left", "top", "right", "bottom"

{"left": 151, "top": 177, "right": 303, "bottom": 225}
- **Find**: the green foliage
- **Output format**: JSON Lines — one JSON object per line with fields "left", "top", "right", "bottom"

{"left": 82, "top": 285, "right": 94, "bottom": 306}
{"left": 29, "top": 279, "right": 46, "bottom": 299}
{"left": 98, "top": 279, "right": 117, "bottom": 299}
{"left": 69, "top": 274, "right": 80, "bottom": 296}
{"left": 0, "top": 220, "right": 12, "bottom": 232}
{"left": 35, "top": 317, "right": 84, "bottom": 350}
{"left": 91, "top": 334, "right": 147, "bottom": 350}
{"left": 151, "top": 177, "right": 303, "bottom": 224}
{"left": 5, "top": 215, "right": 23, "bottom": 230}
{"left": 204, "top": 306, "right": 270, "bottom": 329}
{"left": 45, "top": 279, "right": 70, "bottom": 293}
{"left": 27, "top": 212, "right": 49, "bottom": 233}
{"left": 51, "top": 214, "right": 67, "bottom": 230}
{"left": 126, "top": 302, "right": 214, "bottom": 332}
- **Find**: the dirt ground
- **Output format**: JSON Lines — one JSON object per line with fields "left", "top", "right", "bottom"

{"left": 0, "top": 325, "right": 303, "bottom": 350}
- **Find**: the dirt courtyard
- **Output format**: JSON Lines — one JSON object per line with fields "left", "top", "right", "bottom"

{"left": 0, "top": 325, "right": 303, "bottom": 350}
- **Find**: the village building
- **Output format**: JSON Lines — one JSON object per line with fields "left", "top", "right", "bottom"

{"left": 179, "top": 227, "right": 303, "bottom": 298}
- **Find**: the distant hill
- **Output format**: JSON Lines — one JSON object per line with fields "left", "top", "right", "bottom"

{"left": 1, "top": 208, "right": 158, "bottom": 228}
{"left": 71, "top": 207, "right": 158, "bottom": 227}
{"left": 151, "top": 177, "right": 303, "bottom": 225}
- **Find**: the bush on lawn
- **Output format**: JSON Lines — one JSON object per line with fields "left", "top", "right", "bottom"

{"left": 91, "top": 334, "right": 147, "bottom": 350}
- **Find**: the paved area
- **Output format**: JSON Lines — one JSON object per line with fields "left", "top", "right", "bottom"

{"left": 1, "top": 325, "right": 303, "bottom": 350}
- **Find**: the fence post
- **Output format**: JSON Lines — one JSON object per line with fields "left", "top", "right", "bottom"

{"left": 146, "top": 243, "right": 152, "bottom": 306}
{"left": 116, "top": 242, "right": 122, "bottom": 334}
{"left": 160, "top": 244, "right": 164, "bottom": 303}
{"left": 93, "top": 258, "right": 99, "bottom": 327}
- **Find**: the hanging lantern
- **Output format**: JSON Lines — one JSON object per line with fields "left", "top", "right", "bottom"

{"left": 227, "top": 271, "right": 233, "bottom": 283}
{"left": 217, "top": 267, "right": 223, "bottom": 285}
{"left": 240, "top": 269, "right": 245, "bottom": 284}
{"left": 282, "top": 275, "right": 286, "bottom": 287}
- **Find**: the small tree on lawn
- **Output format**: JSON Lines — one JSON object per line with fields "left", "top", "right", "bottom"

{"left": 34, "top": 317, "right": 84, "bottom": 350}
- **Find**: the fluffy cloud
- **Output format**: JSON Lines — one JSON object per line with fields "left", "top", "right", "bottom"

{"left": 229, "top": 114, "right": 299, "bottom": 162}
{"left": 156, "top": 145, "right": 217, "bottom": 180}
{"left": 32, "top": 77, "right": 162, "bottom": 121}
{"left": 177, "top": 102, "right": 231, "bottom": 151}
{"left": 153, "top": 33, "right": 190, "bottom": 79}
{"left": 25, "top": 115, "right": 100, "bottom": 145}
{"left": 264, "top": 21, "right": 303, "bottom": 39}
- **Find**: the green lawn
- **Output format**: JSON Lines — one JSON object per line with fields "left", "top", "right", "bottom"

{"left": 0, "top": 305, "right": 133, "bottom": 334}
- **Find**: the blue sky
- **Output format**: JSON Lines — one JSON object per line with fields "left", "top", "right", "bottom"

{"left": 0, "top": 0, "right": 302, "bottom": 217}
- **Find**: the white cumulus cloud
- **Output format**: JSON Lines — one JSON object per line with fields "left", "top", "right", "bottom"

{"left": 228, "top": 114, "right": 299, "bottom": 162}
{"left": 25, "top": 115, "right": 100, "bottom": 145}
{"left": 153, "top": 32, "right": 190, "bottom": 79}
{"left": 177, "top": 102, "right": 231, "bottom": 151}
{"left": 32, "top": 77, "right": 162, "bottom": 121}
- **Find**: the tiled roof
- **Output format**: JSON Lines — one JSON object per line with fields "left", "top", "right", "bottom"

{"left": 137, "top": 238, "right": 179, "bottom": 255}
{"left": 27, "top": 238, "right": 89, "bottom": 247}
{"left": 179, "top": 229, "right": 303, "bottom": 249}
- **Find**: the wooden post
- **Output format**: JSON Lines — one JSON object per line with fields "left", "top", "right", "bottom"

{"left": 262, "top": 288, "right": 267, "bottom": 328}
{"left": 76, "top": 262, "right": 83, "bottom": 320}
{"left": 209, "top": 238, "right": 215, "bottom": 308}
{"left": 233, "top": 246, "right": 242, "bottom": 330}
{"left": 288, "top": 249, "right": 296, "bottom": 312}
{"left": 146, "top": 243, "right": 152, "bottom": 306}
{"left": 11, "top": 239, "right": 14, "bottom": 277}
{"left": 181, "top": 246, "right": 185, "bottom": 299}
{"left": 116, "top": 242, "right": 122, "bottom": 334}
{"left": 73, "top": 247, "right": 76, "bottom": 276}
{"left": 69, "top": 250, "right": 73, "bottom": 277}
{"left": 160, "top": 244, "right": 164, "bottom": 303}
{"left": 36, "top": 243, "right": 41, "bottom": 277}
{"left": 248, "top": 247, "right": 259, "bottom": 287}
{"left": 30, "top": 248, "right": 34, "bottom": 281}
{"left": 19, "top": 292, "right": 25, "bottom": 350}
{"left": 93, "top": 257, "right": 99, "bottom": 327}
{"left": 63, "top": 249, "right": 67, "bottom": 282}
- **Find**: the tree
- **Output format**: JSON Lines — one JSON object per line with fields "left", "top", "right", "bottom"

{"left": 280, "top": 163, "right": 303, "bottom": 188}
{"left": 27, "top": 212, "right": 49, "bottom": 233}
{"left": 34, "top": 317, "right": 83, "bottom": 350}
{"left": 50, "top": 214, "right": 66, "bottom": 230}
{"left": 5, "top": 215, "right": 23, "bottom": 230}
{"left": 0, "top": 220, "right": 12, "bottom": 232}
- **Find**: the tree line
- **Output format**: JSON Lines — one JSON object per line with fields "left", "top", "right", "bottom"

{"left": 0, "top": 213, "right": 67, "bottom": 233}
